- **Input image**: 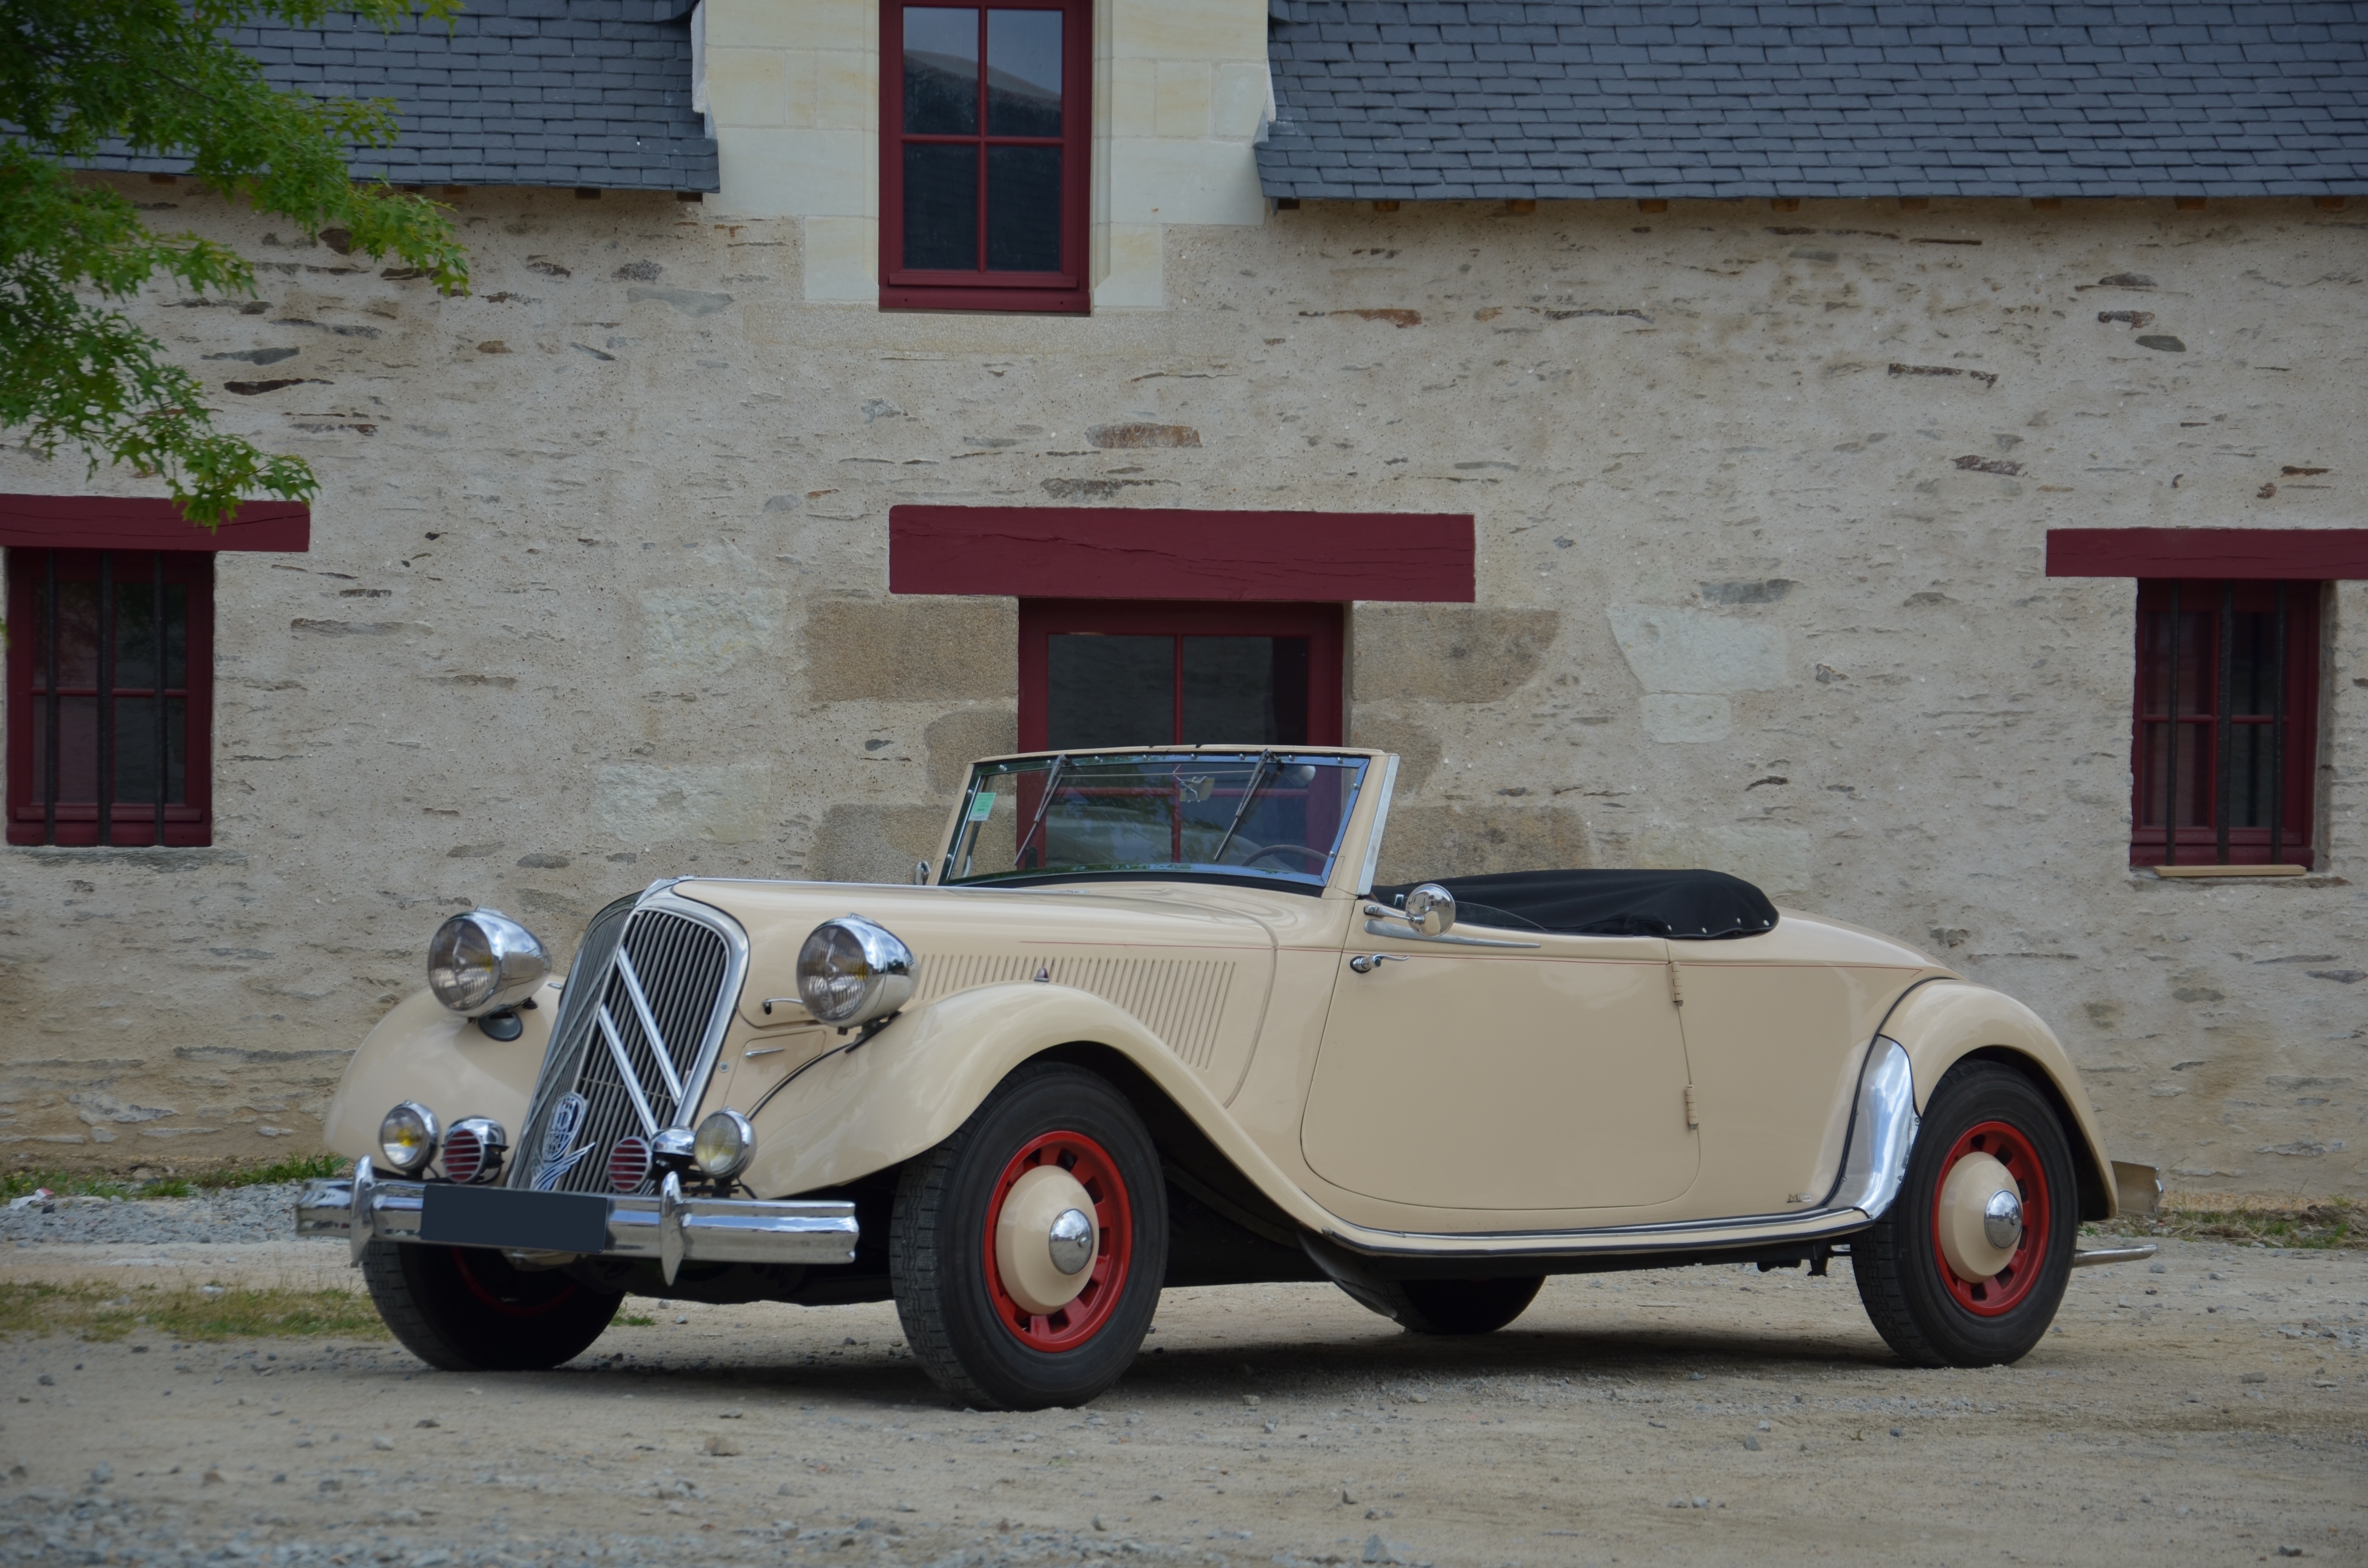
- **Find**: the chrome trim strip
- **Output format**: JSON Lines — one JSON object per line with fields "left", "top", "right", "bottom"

{"left": 1827, "top": 1036, "right": 1919, "bottom": 1220}
{"left": 593, "top": 1005, "right": 662, "bottom": 1137}
{"left": 2071, "top": 1244, "right": 2158, "bottom": 1269}
{"left": 612, "top": 946, "right": 687, "bottom": 1102}
{"left": 1361, "top": 914, "right": 1543, "bottom": 950}
{"left": 1353, "top": 753, "right": 1399, "bottom": 896}
{"left": 296, "top": 1176, "right": 859, "bottom": 1267}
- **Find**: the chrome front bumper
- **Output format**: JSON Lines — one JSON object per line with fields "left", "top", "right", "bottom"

{"left": 296, "top": 1159, "right": 858, "bottom": 1284}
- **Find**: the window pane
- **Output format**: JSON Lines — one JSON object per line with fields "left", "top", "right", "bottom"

{"left": 2227, "top": 721, "right": 2275, "bottom": 828}
{"left": 903, "top": 7, "right": 978, "bottom": 134}
{"left": 1048, "top": 635, "right": 1172, "bottom": 748}
{"left": 33, "top": 577, "right": 100, "bottom": 690}
{"left": 2135, "top": 721, "right": 2212, "bottom": 830}
{"left": 2138, "top": 606, "right": 2214, "bottom": 717}
{"left": 32, "top": 695, "right": 99, "bottom": 803}
{"left": 114, "top": 578, "right": 159, "bottom": 692}
{"left": 986, "top": 8, "right": 1062, "bottom": 135}
{"left": 111, "top": 696, "right": 183, "bottom": 807}
{"left": 902, "top": 143, "right": 979, "bottom": 270}
{"left": 1181, "top": 637, "right": 1311, "bottom": 745}
{"left": 986, "top": 145, "right": 1061, "bottom": 271}
{"left": 2228, "top": 609, "right": 2280, "bottom": 716}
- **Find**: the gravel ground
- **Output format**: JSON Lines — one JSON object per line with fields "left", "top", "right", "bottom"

{"left": 0, "top": 1184, "right": 306, "bottom": 1249}
{"left": 4, "top": 1220, "right": 2364, "bottom": 1568}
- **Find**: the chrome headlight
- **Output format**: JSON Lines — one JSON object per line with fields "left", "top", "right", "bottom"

{"left": 379, "top": 1101, "right": 439, "bottom": 1176}
{"left": 692, "top": 1110, "right": 754, "bottom": 1180}
{"left": 795, "top": 915, "right": 915, "bottom": 1026}
{"left": 427, "top": 908, "right": 549, "bottom": 1015}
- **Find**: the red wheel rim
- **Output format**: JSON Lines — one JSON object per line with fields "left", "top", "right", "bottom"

{"left": 449, "top": 1248, "right": 584, "bottom": 1319}
{"left": 1930, "top": 1120, "right": 2050, "bottom": 1317}
{"left": 982, "top": 1130, "right": 1133, "bottom": 1352}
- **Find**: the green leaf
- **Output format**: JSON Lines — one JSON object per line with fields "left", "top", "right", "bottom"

{"left": 0, "top": 0, "right": 471, "bottom": 525}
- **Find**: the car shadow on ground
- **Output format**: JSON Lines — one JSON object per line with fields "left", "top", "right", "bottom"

{"left": 426, "top": 1324, "right": 1913, "bottom": 1409}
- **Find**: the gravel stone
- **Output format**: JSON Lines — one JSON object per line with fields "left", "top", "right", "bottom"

{"left": 0, "top": 1182, "right": 310, "bottom": 1248}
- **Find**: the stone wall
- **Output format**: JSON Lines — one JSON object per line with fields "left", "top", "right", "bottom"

{"left": 1, "top": 180, "right": 2360, "bottom": 1196}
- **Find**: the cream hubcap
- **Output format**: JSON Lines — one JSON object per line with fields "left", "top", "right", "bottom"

{"left": 1937, "top": 1151, "right": 2023, "bottom": 1284}
{"left": 995, "top": 1164, "right": 1099, "bottom": 1316}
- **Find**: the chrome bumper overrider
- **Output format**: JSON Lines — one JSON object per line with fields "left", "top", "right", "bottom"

{"left": 296, "top": 1159, "right": 858, "bottom": 1284}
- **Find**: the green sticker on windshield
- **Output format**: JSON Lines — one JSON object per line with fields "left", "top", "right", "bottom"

{"left": 967, "top": 791, "right": 997, "bottom": 821}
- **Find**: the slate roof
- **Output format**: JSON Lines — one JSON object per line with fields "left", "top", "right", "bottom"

{"left": 1257, "top": 2, "right": 2368, "bottom": 199}
{"left": 83, "top": 0, "right": 715, "bottom": 192}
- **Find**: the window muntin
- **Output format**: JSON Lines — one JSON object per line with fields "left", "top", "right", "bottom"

{"left": 943, "top": 752, "right": 1367, "bottom": 893}
{"left": 2132, "top": 578, "right": 2318, "bottom": 867}
{"left": 7, "top": 549, "right": 212, "bottom": 846}
{"left": 882, "top": 1, "right": 1088, "bottom": 314}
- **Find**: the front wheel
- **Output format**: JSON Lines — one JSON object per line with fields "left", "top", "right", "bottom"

{"left": 1851, "top": 1062, "right": 2076, "bottom": 1367}
{"left": 361, "top": 1239, "right": 621, "bottom": 1371}
{"left": 890, "top": 1063, "right": 1168, "bottom": 1410}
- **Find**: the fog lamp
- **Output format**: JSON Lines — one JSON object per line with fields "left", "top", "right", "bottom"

{"left": 440, "top": 1118, "right": 507, "bottom": 1185}
{"left": 692, "top": 1110, "right": 755, "bottom": 1180}
{"left": 378, "top": 1101, "right": 440, "bottom": 1177}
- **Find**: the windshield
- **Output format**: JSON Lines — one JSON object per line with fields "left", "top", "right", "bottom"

{"left": 942, "top": 752, "right": 1369, "bottom": 891}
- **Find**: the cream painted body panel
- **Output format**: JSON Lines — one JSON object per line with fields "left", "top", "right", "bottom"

{"left": 319, "top": 981, "right": 560, "bottom": 1161}
{"left": 1303, "top": 932, "right": 1698, "bottom": 1210}
{"left": 1668, "top": 913, "right": 1941, "bottom": 1220}
{"left": 1876, "top": 978, "right": 2121, "bottom": 1217}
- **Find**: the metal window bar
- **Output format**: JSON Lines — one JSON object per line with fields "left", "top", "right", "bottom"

{"left": 2271, "top": 580, "right": 2287, "bottom": 865}
{"left": 154, "top": 551, "right": 167, "bottom": 846}
{"left": 2161, "top": 581, "right": 2179, "bottom": 867}
{"left": 96, "top": 551, "right": 114, "bottom": 849}
{"left": 42, "top": 551, "right": 59, "bottom": 845}
{"left": 2216, "top": 581, "right": 2233, "bottom": 865}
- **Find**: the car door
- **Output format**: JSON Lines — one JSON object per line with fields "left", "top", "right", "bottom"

{"left": 1298, "top": 921, "right": 1698, "bottom": 1213}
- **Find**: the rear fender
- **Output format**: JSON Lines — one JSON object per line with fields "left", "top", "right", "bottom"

{"left": 1879, "top": 980, "right": 2119, "bottom": 1219}
{"left": 742, "top": 982, "right": 1332, "bottom": 1231}
{"left": 319, "top": 985, "right": 558, "bottom": 1162}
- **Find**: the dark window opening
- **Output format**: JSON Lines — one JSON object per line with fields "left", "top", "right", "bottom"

{"left": 882, "top": 1, "right": 1089, "bottom": 314}
{"left": 1021, "top": 601, "right": 1343, "bottom": 753}
{"left": 7, "top": 549, "right": 213, "bottom": 846}
{"left": 2132, "top": 578, "right": 2318, "bottom": 868}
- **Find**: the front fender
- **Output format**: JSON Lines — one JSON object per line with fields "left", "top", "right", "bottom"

{"left": 741, "top": 982, "right": 1337, "bottom": 1234}
{"left": 319, "top": 983, "right": 559, "bottom": 1162}
{"left": 1880, "top": 980, "right": 2120, "bottom": 1218}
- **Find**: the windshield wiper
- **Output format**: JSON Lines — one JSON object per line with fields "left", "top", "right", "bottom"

{"left": 1209, "top": 751, "right": 1275, "bottom": 867}
{"left": 1011, "top": 754, "right": 1069, "bottom": 870}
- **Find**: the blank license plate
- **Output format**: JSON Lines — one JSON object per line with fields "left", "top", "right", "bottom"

{"left": 418, "top": 1185, "right": 611, "bottom": 1254}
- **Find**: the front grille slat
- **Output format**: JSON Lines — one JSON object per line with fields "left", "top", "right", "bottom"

{"left": 509, "top": 897, "right": 739, "bottom": 1197}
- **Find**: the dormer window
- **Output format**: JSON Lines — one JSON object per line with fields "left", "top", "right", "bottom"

{"left": 881, "top": 2, "right": 1089, "bottom": 314}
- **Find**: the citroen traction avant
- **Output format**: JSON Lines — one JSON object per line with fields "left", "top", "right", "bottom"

{"left": 300, "top": 747, "right": 2158, "bottom": 1409}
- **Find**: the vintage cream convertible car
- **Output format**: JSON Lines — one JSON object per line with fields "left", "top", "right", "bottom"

{"left": 300, "top": 747, "right": 2157, "bottom": 1408}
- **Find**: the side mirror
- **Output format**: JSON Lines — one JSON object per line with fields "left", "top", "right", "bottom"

{"left": 1401, "top": 883, "right": 1457, "bottom": 937}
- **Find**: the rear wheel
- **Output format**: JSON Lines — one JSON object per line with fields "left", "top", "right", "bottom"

{"left": 1851, "top": 1062, "right": 2076, "bottom": 1367}
{"left": 361, "top": 1239, "right": 621, "bottom": 1372}
{"left": 890, "top": 1063, "right": 1168, "bottom": 1410}
{"left": 1344, "top": 1275, "right": 1543, "bottom": 1335}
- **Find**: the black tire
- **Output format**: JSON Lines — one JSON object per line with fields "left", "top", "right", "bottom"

{"left": 890, "top": 1063, "right": 1168, "bottom": 1410}
{"left": 361, "top": 1239, "right": 621, "bottom": 1372}
{"left": 1851, "top": 1062, "right": 2077, "bottom": 1368}
{"left": 1342, "top": 1275, "right": 1544, "bottom": 1335}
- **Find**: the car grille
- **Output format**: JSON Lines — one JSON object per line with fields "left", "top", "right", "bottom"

{"left": 508, "top": 893, "right": 742, "bottom": 1197}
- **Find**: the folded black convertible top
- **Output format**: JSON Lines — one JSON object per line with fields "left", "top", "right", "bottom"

{"left": 1371, "top": 868, "right": 1778, "bottom": 941}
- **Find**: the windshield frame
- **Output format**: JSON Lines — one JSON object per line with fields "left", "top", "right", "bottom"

{"left": 939, "top": 749, "right": 1370, "bottom": 895}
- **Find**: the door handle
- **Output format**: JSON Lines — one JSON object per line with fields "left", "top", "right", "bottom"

{"left": 1347, "top": 953, "right": 1407, "bottom": 974}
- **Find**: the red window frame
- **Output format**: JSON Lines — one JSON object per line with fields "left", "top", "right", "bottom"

{"left": 2130, "top": 578, "right": 2319, "bottom": 869}
{"left": 879, "top": 0, "right": 1091, "bottom": 315}
{"left": 6, "top": 548, "right": 215, "bottom": 847}
{"left": 1018, "top": 600, "right": 1345, "bottom": 752}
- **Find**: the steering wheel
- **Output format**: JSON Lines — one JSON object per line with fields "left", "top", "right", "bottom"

{"left": 1243, "top": 843, "right": 1329, "bottom": 872}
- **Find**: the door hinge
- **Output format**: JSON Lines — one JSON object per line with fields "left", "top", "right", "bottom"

{"left": 1684, "top": 1084, "right": 1699, "bottom": 1129}
{"left": 1667, "top": 958, "right": 1684, "bottom": 1007}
